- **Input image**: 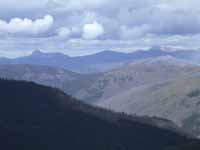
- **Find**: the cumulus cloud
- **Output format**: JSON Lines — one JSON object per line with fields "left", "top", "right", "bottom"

{"left": 82, "top": 21, "right": 104, "bottom": 40}
{"left": 1, "top": 0, "right": 200, "bottom": 38}
{"left": 57, "top": 27, "right": 71, "bottom": 38}
{"left": 0, "top": 15, "right": 54, "bottom": 36}
{"left": 2, "top": 0, "right": 200, "bottom": 56}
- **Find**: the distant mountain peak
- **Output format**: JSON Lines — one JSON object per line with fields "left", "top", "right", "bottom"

{"left": 149, "top": 46, "right": 163, "bottom": 51}
{"left": 31, "top": 50, "right": 44, "bottom": 56}
{"left": 31, "top": 50, "right": 69, "bottom": 58}
{"left": 95, "top": 50, "right": 122, "bottom": 55}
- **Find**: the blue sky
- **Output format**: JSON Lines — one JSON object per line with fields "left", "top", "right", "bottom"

{"left": 0, "top": 0, "right": 200, "bottom": 57}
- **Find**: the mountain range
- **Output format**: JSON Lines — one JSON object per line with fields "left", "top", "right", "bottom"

{"left": 77, "top": 57, "right": 200, "bottom": 103}
{"left": 1, "top": 46, "right": 200, "bottom": 73}
{"left": 97, "top": 73, "right": 200, "bottom": 137}
{"left": 0, "top": 79, "right": 199, "bottom": 150}
{"left": 1, "top": 56, "right": 199, "bottom": 102}
{"left": 2, "top": 48, "right": 200, "bottom": 139}
{"left": 0, "top": 64, "right": 97, "bottom": 96}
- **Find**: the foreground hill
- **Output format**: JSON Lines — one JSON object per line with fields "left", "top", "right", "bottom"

{"left": 97, "top": 74, "right": 200, "bottom": 137}
{"left": 0, "top": 79, "right": 199, "bottom": 150}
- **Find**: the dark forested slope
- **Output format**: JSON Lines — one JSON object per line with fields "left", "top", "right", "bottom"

{"left": 0, "top": 79, "right": 199, "bottom": 150}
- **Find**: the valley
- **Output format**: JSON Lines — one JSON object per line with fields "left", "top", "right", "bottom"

{"left": 2, "top": 48, "right": 200, "bottom": 139}
{"left": 2, "top": 1, "right": 200, "bottom": 149}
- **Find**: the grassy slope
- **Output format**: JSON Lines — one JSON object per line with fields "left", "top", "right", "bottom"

{"left": 97, "top": 74, "right": 200, "bottom": 137}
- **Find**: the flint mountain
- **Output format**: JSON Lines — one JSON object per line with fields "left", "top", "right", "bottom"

{"left": 1, "top": 46, "right": 200, "bottom": 73}
{"left": 1, "top": 79, "right": 200, "bottom": 150}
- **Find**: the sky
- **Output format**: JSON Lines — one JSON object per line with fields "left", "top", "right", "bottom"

{"left": 0, "top": 0, "right": 200, "bottom": 57}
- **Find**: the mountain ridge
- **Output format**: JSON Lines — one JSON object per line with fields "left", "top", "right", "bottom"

{"left": 96, "top": 74, "right": 200, "bottom": 137}
{"left": 0, "top": 79, "right": 199, "bottom": 150}
{"left": 1, "top": 47, "right": 200, "bottom": 73}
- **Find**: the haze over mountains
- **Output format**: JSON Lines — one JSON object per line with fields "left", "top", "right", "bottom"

{"left": 79, "top": 59, "right": 200, "bottom": 102}
{"left": 0, "top": 64, "right": 97, "bottom": 96}
{"left": 1, "top": 54, "right": 200, "bottom": 102}
{"left": 1, "top": 46, "right": 200, "bottom": 73}
{"left": 1, "top": 79, "right": 200, "bottom": 150}
{"left": 3, "top": 0, "right": 200, "bottom": 149}
{"left": 2, "top": 47, "right": 200, "bottom": 139}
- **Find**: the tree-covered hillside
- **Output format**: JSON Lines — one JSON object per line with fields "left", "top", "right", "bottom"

{"left": 0, "top": 79, "right": 199, "bottom": 150}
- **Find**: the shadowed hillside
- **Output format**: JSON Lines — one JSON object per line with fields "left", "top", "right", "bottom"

{"left": 0, "top": 79, "right": 199, "bottom": 150}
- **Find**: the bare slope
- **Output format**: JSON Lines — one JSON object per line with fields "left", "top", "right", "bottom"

{"left": 78, "top": 56, "right": 200, "bottom": 103}
{"left": 0, "top": 64, "right": 97, "bottom": 96}
{"left": 97, "top": 74, "right": 200, "bottom": 137}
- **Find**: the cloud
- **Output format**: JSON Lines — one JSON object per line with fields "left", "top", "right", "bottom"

{"left": 82, "top": 21, "right": 104, "bottom": 40}
{"left": 2, "top": 0, "right": 200, "bottom": 56}
{"left": 48, "top": 0, "right": 108, "bottom": 12}
{"left": 120, "top": 24, "right": 151, "bottom": 39}
{"left": 57, "top": 27, "right": 71, "bottom": 38}
{"left": 1, "top": 0, "right": 200, "bottom": 38}
{"left": 0, "top": 0, "right": 48, "bottom": 9}
{"left": 0, "top": 15, "right": 54, "bottom": 36}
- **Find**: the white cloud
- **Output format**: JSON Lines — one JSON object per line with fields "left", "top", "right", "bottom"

{"left": 0, "top": 15, "right": 54, "bottom": 36}
{"left": 82, "top": 21, "right": 104, "bottom": 40}
{"left": 57, "top": 27, "right": 71, "bottom": 38}
{"left": 2, "top": 0, "right": 200, "bottom": 56}
{"left": 120, "top": 24, "right": 151, "bottom": 39}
